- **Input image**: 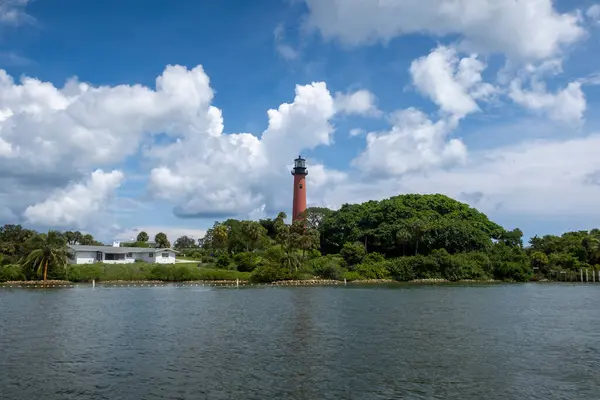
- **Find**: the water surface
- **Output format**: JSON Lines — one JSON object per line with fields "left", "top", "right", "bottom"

{"left": 1, "top": 284, "right": 599, "bottom": 399}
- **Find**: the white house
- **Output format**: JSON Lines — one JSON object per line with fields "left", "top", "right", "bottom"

{"left": 67, "top": 243, "right": 179, "bottom": 265}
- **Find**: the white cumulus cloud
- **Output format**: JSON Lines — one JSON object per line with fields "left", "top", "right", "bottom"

{"left": 509, "top": 80, "right": 586, "bottom": 124}
{"left": 303, "top": 0, "right": 585, "bottom": 61}
{"left": 0, "top": 0, "right": 33, "bottom": 26}
{"left": 146, "top": 80, "right": 337, "bottom": 218}
{"left": 334, "top": 89, "right": 382, "bottom": 117}
{"left": 314, "top": 132, "right": 600, "bottom": 234}
{"left": 352, "top": 108, "right": 467, "bottom": 177}
{"left": 587, "top": 4, "right": 600, "bottom": 23}
{"left": 410, "top": 45, "right": 496, "bottom": 118}
{"left": 24, "top": 169, "right": 124, "bottom": 229}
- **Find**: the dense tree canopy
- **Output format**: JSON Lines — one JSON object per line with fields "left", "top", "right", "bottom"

{"left": 174, "top": 235, "right": 197, "bottom": 250}
{"left": 186, "top": 194, "right": 539, "bottom": 282}
{"left": 154, "top": 232, "right": 170, "bottom": 248}
{"left": 527, "top": 229, "right": 600, "bottom": 274}
{"left": 319, "top": 194, "right": 505, "bottom": 256}
{"left": 22, "top": 231, "right": 69, "bottom": 281}
{"left": 2, "top": 194, "right": 600, "bottom": 283}
{"left": 136, "top": 231, "right": 149, "bottom": 243}
{"left": 0, "top": 227, "right": 104, "bottom": 281}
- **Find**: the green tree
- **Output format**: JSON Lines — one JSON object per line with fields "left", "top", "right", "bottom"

{"left": 407, "top": 217, "right": 429, "bottom": 256}
{"left": 213, "top": 224, "right": 229, "bottom": 249}
{"left": 275, "top": 221, "right": 301, "bottom": 273}
{"left": 65, "top": 231, "right": 76, "bottom": 245}
{"left": 155, "top": 232, "right": 170, "bottom": 248}
{"left": 395, "top": 228, "right": 412, "bottom": 256}
{"left": 233, "top": 252, "right": 259, "bottom": 272}
{"left": 295, "top": 226, "right": 320, "bottom": 261}
{"left": 302, "top": 207, "right": 332, "bottom": 230}
{"left": 583, "top": 235, "right": 600, "bottom": 264}
{"left": 0, "top": 224, "right": 36, "bottom": 263}
{"left": 500, "top": 228, "right": 524, "bottom": 248}
{"left": 240, "top": 221, "right": 267, "bottom": 252}
{"left": 22, "top": 231, "right": 68, "bottom": 281}
{"left": 79, "top": 234, "right": 101, "bottom": 246}
{"left": 319, "top": 194, "right": 502, "bottom": 257}
{"left": 340, "top": 242, "right": 367, "bottom": 267}
{"left": 530, "top": 251, "right": 549, "bottom": 274}
{"left": 136, "top": 231, "right": 149, "bottom": 243}
{"left": 174, "top": 235, "right": 197, "bottom": 250}
{"left": 64, "top": 231, "right": 84, "bottom": 245}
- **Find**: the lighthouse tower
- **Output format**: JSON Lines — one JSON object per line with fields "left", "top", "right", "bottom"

{"left": 291, "top": 155, "right": 308, "bottom": 222}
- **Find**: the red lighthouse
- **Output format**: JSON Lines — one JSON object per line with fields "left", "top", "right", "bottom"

{"left": 291, "top": 155, "right": 308, "bottom": 222}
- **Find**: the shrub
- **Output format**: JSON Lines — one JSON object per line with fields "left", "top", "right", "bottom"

{"left": 388, "top": 257, "right": 416, "bottom": 281}
{"left": 307, "top": 249, "right": 322, "bottom": 259}
{"left": 67, "top": 264, "right": 103, "bottom": 282}
{"left": 495, "top": 261, "right": 532, "bottom": 282}
{"left": 146, "top": 265, "right": 249, "bottom": 281}
{"left": 342, "top": 271, "right": 363, "bottom": 281}
{"left": 196, "top": 268, "right": 250, "bottom": 280}
{"left": 411, "top": 254, "right": 441, "bottom": 279}
{"left": 0, "top": 264, "right": 25, "bottom": 281}
{"left": 150, "top": 265, "right": 172, "bottom": 281}
{"left": 530, "top": 251, "right": 550, "bottom": 275}
{"left": 340, "top": 242, "right": 367, "bottom": 267}
{"left": 445, "top": 252, "right": 489, "bottom": 281}
{"left": 233, "top": 252, "right": 259, "bottom": 272}
{"left": 363, "top": 252, "right": 385, "bottom": 264}
{"left": 215, "top": 253, "right": 231, "bottom": 269}
{"left": 202, "top": 255, "right": 216, "bottom": 264}
{"left": 172, "top": 265, "right": 200, "bottom": 281}
{"left": 387, "top": 251, "right": 493, "bottom": 282}
{"left": 355, "top": 260, "right": 391, "bottom": 279}
{"left": 250, "top": 263, "right": 291, "bottom": 283}
{"left": 548, "top": 252, "right": 580, "bottom": 271}
{"left": 293, "top": 272, "right": 314, "bottom": 280}
{"left": 263, "top": 246, "right": 284, "bottom": 263}
{"left": 311, "top": 255, "right": 346, "bottom": 280}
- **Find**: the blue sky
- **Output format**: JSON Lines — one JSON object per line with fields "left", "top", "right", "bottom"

{"left": 2, "top": 0, "right": 600, "bottom": 243}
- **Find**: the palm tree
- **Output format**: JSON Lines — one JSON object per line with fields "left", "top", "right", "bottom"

{"left": 22, "top": 231, "right": 68, "bottom": 281}
{"left": 587, "top": 236, "right": 600, "bottom": 264}
{"left": 395, "top": 228, "right": 412, "bottom": 256}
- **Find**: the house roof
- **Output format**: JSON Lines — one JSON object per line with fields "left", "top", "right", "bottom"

{"left": 120, "top": 240, "right": 157, "bottom": 245}
{"left": 68, "top": 245, "right": 179, "bottom": 254}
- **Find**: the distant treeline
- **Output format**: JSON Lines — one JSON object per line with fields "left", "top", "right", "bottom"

{"left": 1, "top": 194, "right": 599, "bottom": 282}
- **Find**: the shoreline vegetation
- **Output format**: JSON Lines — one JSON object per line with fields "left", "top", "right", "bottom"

{"left": 2, "top": 277, "right": 589, "bottom": 288}
{"left": 0, "top": 278, "right": 504, "bottom": 287}
{"left": 2, "top": 194, "right": 600, "bottom": 286}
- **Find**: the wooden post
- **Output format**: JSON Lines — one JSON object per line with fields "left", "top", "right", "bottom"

{"left": 580, "top": 268, "right": 583, "bottom": 282}
{"left": 586, "top": 269, "right": 589, "bottom": 282}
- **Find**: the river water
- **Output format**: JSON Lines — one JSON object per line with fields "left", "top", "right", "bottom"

{"left": 1, "top": 284, "right": 599, "bottom": 399}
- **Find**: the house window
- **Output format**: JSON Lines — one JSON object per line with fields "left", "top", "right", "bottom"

{"left": 126, "top": 253, "right": 133, "bottom": 258}
{"left": 105, "top": 254, "right": 125, "bottom": 261}
{"left": 149, "top": 253, "right": 154, "bottom": 257}
{"left": 162, "top": 253, "right": 169, "bottom": 258}
{"left": 96, "top": 251, "right": 103, "bottom": 261}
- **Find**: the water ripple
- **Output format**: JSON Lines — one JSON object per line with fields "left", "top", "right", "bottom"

{"left": 1, "top": 284, "right": 599, "bottom": 399}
